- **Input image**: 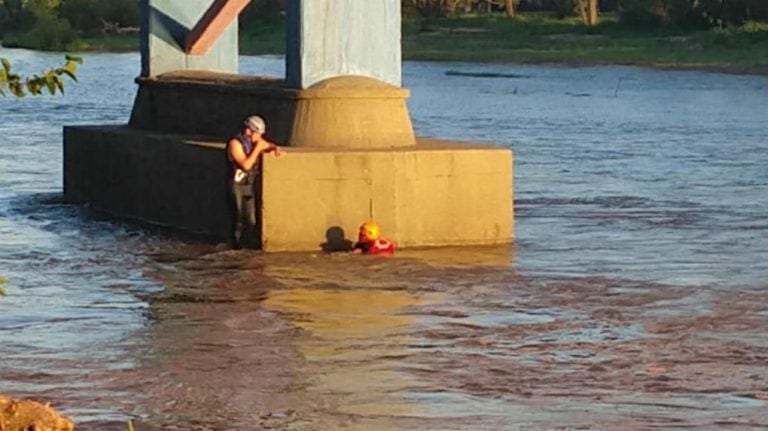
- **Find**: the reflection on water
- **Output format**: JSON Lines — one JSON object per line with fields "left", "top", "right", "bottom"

{"left": 265, "top": 287, "right": 434, "bottom": 425}
{"left": 1, "top": 49, "right": 767, "bottom": 430}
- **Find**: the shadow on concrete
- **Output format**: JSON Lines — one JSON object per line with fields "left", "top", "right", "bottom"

{"left": 150, "top": 5, "right": 188, "bottom": 49}
{"left": 321, "top": 226, "right": 353, "bottom": 253}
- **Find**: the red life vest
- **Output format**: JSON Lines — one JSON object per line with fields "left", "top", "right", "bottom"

{"left": 366, "top": 238, "right": 395, "bottom": 255}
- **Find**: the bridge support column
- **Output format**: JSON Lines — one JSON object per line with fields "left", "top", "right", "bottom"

{"left": 64, "top": 0, "right": 515, "bottom": 251}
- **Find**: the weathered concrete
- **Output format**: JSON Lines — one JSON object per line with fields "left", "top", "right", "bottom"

{"left": 64, "top": 127, "right": 513, "bottom": 251}
{"left": 64, "top": 126, "right": 232, "bottom": 239}
{"left": 286, "top": 0, "right": 402, "bottom": 89}
{"left": 261, "top": 139, "right": 513, "bottom": 252}
{"left": 140, "top": 0, "right": 238, "bottom": 77}
{"left": 129, "top": 72, "right": 295, "bottom": 141}
{"left": 64, "top": 0, "right": 515, "bottom": 252}
{"left": 185, "top": 0, "right": 250, "bottom": 55}
{"left": 290, "top": 76, "right": 415, "bottom": 148}
{"left": 129, "top": 72, "right": 416, "bottom": 148}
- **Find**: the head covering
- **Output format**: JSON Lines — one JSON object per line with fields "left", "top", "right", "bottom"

{"left": 359, "top": 222, "right": 380, "bottom": 241}
{"left": 243, "top": 115, "right": 266, "bottom": 133}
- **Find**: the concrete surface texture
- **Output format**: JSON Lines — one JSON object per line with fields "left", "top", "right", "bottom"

{"left": 64, "top": 0, "right": 514, "bottom": 251}
{"left": 64, "top": 126, "right": 513, "bottom": 251}
{"left": 262, "top": 139, "right": 513, "bottom": 252}
{"left": 128, "top": 72, "right": 416, "bottom": 149}
{"left": 141, "top": 0, "right": 239, "bottom": 77}
{"left": 286, "top": 0, "right": 402, "bottom": 89}
{"left": 290, "top": 76, "right": 416, "bottom": 148}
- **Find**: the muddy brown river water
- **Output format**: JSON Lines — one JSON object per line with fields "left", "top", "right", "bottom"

{"left": 1, "top": 49, "right": 767, "bottom": 430}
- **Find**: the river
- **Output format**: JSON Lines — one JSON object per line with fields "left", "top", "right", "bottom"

{"left": 1, "top": 49, "right": 767, "bottom": 430}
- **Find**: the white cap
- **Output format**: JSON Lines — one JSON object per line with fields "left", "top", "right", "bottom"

{"left": 243, "top": 115, "right": 265, "bottom": 133}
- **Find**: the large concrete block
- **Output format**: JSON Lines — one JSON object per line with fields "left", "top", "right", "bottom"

{"left": 261, "top": 139, "right": 514, "bottom": 251}
{"left": 128, "top": 72, "right": 416, "bottom": 149}
{"left": 63, "top": 128, "right": 513, "bottom": 252}
{"left": 64, "top": 126, "right": 231, "bottom": 239}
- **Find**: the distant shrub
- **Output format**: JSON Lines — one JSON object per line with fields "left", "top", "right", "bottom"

{"left": 698, "top": 0, "right": 768, "bottom": 27}
{"left": 240, "top": 0, "right": 284, "bottom": 25}
{"left": 741, "top": 20, "right": 768, "bottom": 33}
{"left": 403, "top": 0, "right": 470, "bottom": 18}
{"left": 620, "top": 0, "right": 767, "bottom": 29}
{"left": 58, "top": 0, "right": 138, "bottom": 36}
{"left": 13, "top": 8, "right": 77, "bottom": 51}
{"left": 619, "top": 0, "right": 708, "bottom": 28}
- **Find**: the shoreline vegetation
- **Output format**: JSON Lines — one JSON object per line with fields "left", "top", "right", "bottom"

{"left": 242, "top": 13, "right": 768, "bottom": 76}
{"left": 2, "top": 12, "right": 767, "bottom": 76}
{"left": 6, "top": 13, "right": 766, "bottom": 77}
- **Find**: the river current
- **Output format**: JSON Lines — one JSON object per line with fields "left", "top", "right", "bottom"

{"left": 1, "top": 49, "right": 767, "bottom": 430}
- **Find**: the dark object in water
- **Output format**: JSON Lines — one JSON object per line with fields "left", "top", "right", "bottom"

{"left": 445, "top": 70, "right": 530, "bottom": 79}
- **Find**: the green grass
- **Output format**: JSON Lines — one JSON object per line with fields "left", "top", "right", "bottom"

{"left": 72, "top": 34, "right": 139, "bottom": 52}
{"left": 401, "top": 13, "right": 768, "bottom": 74}
{"left": 71, "top": 13, "right": 768, "bottom": 75}
{"left": 239, "top": 20, "right": 285, "bottom": 55}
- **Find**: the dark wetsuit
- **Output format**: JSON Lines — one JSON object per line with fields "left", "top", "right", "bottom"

{"left": 228, "top": 133, "right": 260, "bottom": 248}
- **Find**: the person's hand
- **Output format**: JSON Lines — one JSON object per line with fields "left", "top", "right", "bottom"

{"left": 254, "top": 139, "right": 272, "bottom": 154}
{"left": 272, "top": 145, "right": 285, "bottom": 157}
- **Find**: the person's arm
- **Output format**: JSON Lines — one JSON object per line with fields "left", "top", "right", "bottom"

{"left": 259, "top": 137, "right": 285, "bottom": 157}
{"left": 350, "top": 241, "right": 368, "bottom": 254}
{"left": 228, "top": 138, "right": 268, "bottom": 172}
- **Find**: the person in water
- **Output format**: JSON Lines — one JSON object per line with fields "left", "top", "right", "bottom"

{"left": 228, "top": 115, "right": 284, "bottom": 249}
{"left": 352, "top": 222, "right": 395, "bottom": 255}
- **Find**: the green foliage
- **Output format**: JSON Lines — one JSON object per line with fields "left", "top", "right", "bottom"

{"left": 2, "top": 0, "right": 138, "bottom": 50}
{"left": 239, "top": 0, "right": 283, "bottom": 25}
{"left": 551, "top": 0, "right": 574, "bottom": 19}
{"left": 58, "top": 0, "right": 139, "bottom": 36}
{"left": 0, "top": 276, "right": 7, "bottom": 296}
{"left": 10, "top": 5, "right": 78, "bottom": 50}
{"left": 0, "top": 55, "right": 82, "bottom": 97}
{"left": 400, "top": 12, "right": 768, "bottom": 73}
{"left": 698, "top": 0, "right": 768, "bottom": 27}
{"left": 618, "top": 0, "right": 767, "bottom": 29}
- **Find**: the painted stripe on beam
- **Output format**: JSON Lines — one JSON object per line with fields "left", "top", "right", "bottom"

{"left": 185, "top": 0, "right": 251, "bottom": 55}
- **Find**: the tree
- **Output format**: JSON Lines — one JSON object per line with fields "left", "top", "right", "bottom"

{"left": 504, "top": 0, "right": 520, "bottom": 18}
{"left": 576, "top": 0, "right": 599, "bottom": 26}
{"left": 0, "top": 54, "right": 81, "bottom": 97}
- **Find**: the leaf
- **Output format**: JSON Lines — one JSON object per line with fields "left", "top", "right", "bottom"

{"left": 0, "top": 276, "right": 7, "bottom": 296}
{"left": 62, "top": 69, "right": 77, "bottom": 81}
{"left": 65, "top": 54, "right": 83, "bottom": 64}
{"left": 54, "top": 75, "right": 65, "bottom": 94}
{"left": 0, "top": 55, "right": 81, "bottom": 97}
{"left": 10, "top": 81, "right": 25, "bottom": 97}
{"left": 46, "top": 75, "right": 57, "bottom": 95}
{"left": 0, "top": 286, "right": 6, "bottom": 296}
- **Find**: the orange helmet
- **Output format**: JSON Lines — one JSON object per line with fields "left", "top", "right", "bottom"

{"left": 358, "top": 222, "right": 380, "bottom": 241}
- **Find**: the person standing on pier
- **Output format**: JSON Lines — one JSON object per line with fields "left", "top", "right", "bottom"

{"left": 227, "top": 115, "right": 284, "bottom": 249}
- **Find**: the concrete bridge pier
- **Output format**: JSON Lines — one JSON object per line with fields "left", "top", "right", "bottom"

{"left": 63, "top": 0, "right": 514, "bottom": 251}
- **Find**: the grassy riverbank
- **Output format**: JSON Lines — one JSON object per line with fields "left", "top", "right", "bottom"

{"left": 76, "top": 13, "right": 768, "bottom": 75}
{"left": 401, "top": 14, "right": 768, "bottom": 75}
